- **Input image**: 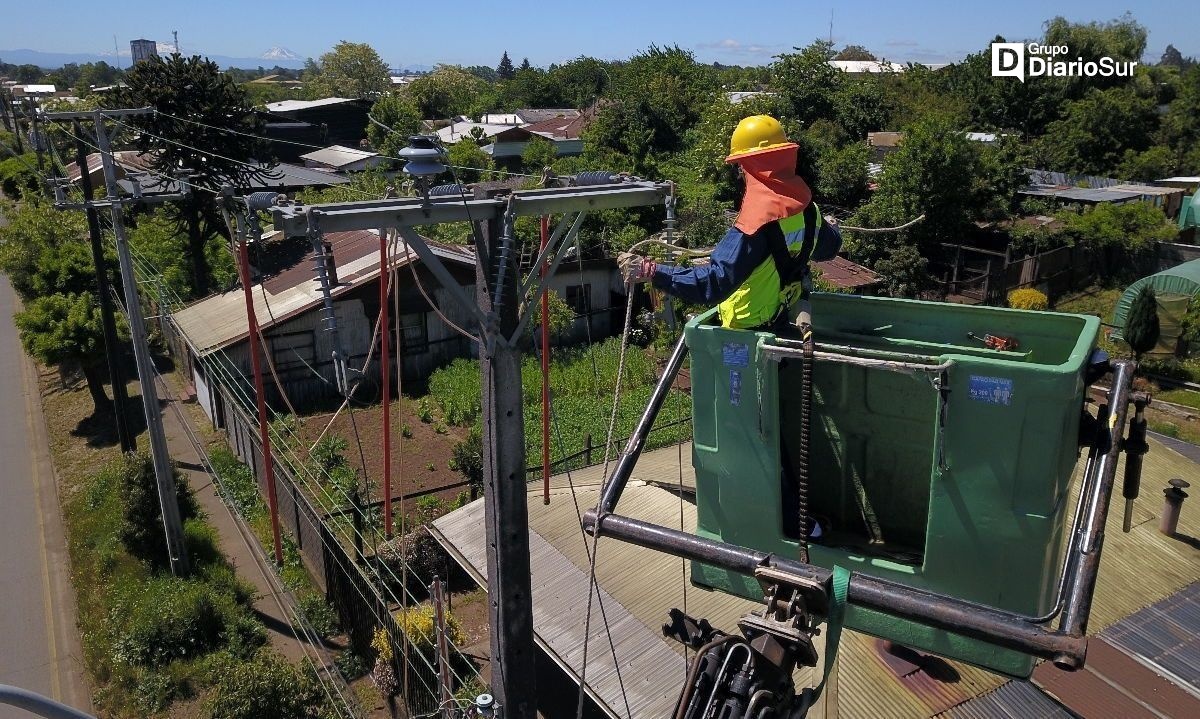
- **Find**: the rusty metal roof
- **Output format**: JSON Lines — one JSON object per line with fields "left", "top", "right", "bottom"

{"left": 813, "top": 256, "right": 882, "bottom": 290}
{"left": 171, "top": 232, "right": 474, "bottom": 356}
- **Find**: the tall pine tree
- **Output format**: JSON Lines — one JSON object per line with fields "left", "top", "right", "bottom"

{"left": 520, "top": 57, "right": 532, "bottom": 71}
{"left": 114, "top": 55, "right": 274, "bottom": 296}
{"left": 1125, "top": 284, "right": 1161, "bottom": 362}
{"left": 497, "top": 51, "right": 515, "bottom": 80}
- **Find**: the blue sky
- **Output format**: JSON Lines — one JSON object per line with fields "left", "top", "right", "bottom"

{"left": 2, "top": 1, "right": 1191, "bottom": 68}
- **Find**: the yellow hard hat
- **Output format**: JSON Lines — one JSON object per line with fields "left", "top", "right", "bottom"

{"left": 726, "top": 115, "right": 790, "bottom": 162}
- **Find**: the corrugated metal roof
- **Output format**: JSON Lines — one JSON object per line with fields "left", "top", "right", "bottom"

{"left": 430, "top": 429, "right": 1200, "bottom": 718}
{"left": 938, "top": 679, "right": 1071, "bottom": 718}
{"left": 430, "top": 446, "right": 1008, "bottom": 719}
{"left": 171, "top": 233, "right": 473, "bottom": 355}
{"left": 266, "top": 97, "right": 356, "bottom": 112}
{"left": 1102, "top": 581, "right": 1200, "bottom": 696}
{"left": 813, "top": 256, "right": 882, "bottom": 290}
{"left": 516, "top": 108, "right": 580, "bottom": 123}
{"left": 1108, "top": 183, "right": 1187, "bottom": 197}
{"left": 299, "top": 144, "right": 378, "bottom": 169}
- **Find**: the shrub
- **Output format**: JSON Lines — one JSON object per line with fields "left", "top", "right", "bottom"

{"left": 401, "top": 424, "right": 413, "bottom": 439}
{"left": 209, "top": 447, "right": 261, "bottom": 514}
{"left": 417, "top": 397, "right": 435, "bottom": 423}
{"left": 111, "top": 578, "right": 227, "bottom": 666}
{"left": 206, "top": 651, "right": 324, "bottom": 719}
{"left": 377, "top": 527, "right": 447, "bottom": 588}
{"left": 0, "top": 154, "right": 40, "bottom": 199}
{"left": 116, "top": 453, "right": 198, "bottom": 567}
{"left": 310, "top": 434, "right": 348, "bottom": 472}
{"left": 451, "top": 424, "right": 483, "bottom": 494}
{"left": 395, "top": 603, "right": 463, "bottom": 654}
{"left": 297, "top": 592, "right": 339, "bottom": 640}
{"left": 1126, "top": 284, "right": 1161, "bottom": 361}
{"left": 1007, "top": 288, "right": 1049, "bottom": 311}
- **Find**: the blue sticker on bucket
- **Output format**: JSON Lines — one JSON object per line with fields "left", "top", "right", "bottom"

{"left": 729, "top": 370, "right": 742, "bottom": 406}
{"left": 722, "top": 342, "right": 749, "bottom": 367}
{"left": 969, "top": 375, "right": 1014, "bottom": 405}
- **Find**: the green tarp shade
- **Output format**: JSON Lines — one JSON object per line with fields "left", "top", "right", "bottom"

{"left": 1112, "top": 259, "right": 1200, "bottom": 351}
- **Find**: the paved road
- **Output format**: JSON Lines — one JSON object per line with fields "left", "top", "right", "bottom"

{"left": 0, "top": 276, "right": 92, "bottom": 716}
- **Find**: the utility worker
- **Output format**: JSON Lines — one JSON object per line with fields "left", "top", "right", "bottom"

{"left": 619, "top": 115, "right": 841, "bottom": 335}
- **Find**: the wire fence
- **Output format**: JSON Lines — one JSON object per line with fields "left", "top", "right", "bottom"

{"left": 130, "top": 243, "right": 482, "bottom": 716}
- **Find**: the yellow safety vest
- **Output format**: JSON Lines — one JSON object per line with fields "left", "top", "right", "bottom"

{"left": 717, "top": 205, "right": 821, "bottom": 329}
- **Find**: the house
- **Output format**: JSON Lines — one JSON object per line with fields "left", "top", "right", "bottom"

{"left": 1020, "top": 170, "right": 1186, "bottom": 219}
{"left": 299, "top": 145, "right": 384, "bottom": 172}
{"left": 867, "top": 131, "right": 903, "bottom": 162}
{"left": 172, "top": 231, "right": 479, "bottom": 418}
{"left": 513, "top": 108, "right": 580, "bottom": 124}
{"left": 171, "top": 229, "right": 624, "bottom": 417}
{"left": 522, "top": 114, "right": 588, "bottom": 157}
{"left": 263, "top": 97, "right": 372, "bottom": 149}
{"left": 64, "top": 150, "right": 352, "bottom": 196}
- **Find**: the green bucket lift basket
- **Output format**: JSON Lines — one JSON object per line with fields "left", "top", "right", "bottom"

{"left": 685, "top": 293, "right": 1100, "bottom": 676}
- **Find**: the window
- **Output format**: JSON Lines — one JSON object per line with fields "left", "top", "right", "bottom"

{"left": 398, "top": 312, "right": 428, "bottom": 353}
{"left": 564, "top": 284, "right": 591, "bottom": 317}
{"left": 270, "top": 331, "right": 316, "bottom": 376}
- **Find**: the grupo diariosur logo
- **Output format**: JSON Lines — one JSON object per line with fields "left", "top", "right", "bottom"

{"left": 990, "top": 42, "right": 1138, "bottom": 82}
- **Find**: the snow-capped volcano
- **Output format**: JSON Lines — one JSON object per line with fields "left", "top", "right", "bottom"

{"left": 261, "top": 47, "right": 301, "bottom": 61}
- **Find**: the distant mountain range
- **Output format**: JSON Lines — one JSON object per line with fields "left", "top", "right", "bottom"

{"left": 0, "top": 47, "right": 309, "bottom": 70}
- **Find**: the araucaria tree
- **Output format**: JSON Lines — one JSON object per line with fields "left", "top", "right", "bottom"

{"left": 1124, "top": 284, "right": 1161, "bottom": 362}
{"left": 114, "top": 54, "right": 275, "bottom": 296}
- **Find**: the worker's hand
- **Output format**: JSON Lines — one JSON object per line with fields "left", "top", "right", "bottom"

{"left": 618, "top": 252, "right": 655, "bottom": 284}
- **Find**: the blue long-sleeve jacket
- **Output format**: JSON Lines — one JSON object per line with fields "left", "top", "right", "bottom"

{"left": 650, "top": 216, "right": 842, "bottom": 305}
{"left": 650, "top": 225, "right": 767, "bottom": 305}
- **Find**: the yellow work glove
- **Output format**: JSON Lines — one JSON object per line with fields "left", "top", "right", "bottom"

{"left": 618, "top": 252, "right": 655, "bottom": 284}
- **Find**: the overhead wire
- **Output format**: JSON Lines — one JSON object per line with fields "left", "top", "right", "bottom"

{"left": 117, "top": 221, "right": 486, "bottom": 693}
{"left": 106, "top": 282, "right": 359, "bottom": 719}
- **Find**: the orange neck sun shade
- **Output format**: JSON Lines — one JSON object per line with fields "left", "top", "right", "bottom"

{"left": 730, "top": 143, "right": 813, "bottom": 235}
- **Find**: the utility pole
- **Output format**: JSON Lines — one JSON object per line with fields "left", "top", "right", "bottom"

{"left": 221, "top": 189, "right": 286, "bottom": 565}
{"left": 477, "top": 192, "right": 537, "bottom": 716}
{"left": 48, "top": 107, "right": 190, "bottom": 575}
{"left": 71, "top": 118, "right": 136, "bottom": 453}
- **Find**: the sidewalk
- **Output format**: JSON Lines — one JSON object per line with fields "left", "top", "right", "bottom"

{"left": 154, "top": 373, "right": 324, "bottom": 665}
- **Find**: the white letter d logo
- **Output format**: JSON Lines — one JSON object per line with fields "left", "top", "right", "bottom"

{"left": 991, "top": 42, "right": 1025, "bottom": 81}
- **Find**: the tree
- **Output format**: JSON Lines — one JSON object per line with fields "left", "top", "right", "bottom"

{"left": 117, "top": 452, "right": 198, "bottom": 567}
{"left": 520, "top": 136, "right": 558, "bottom": 172}
{"left": 305, "top": 41, "right": 390, "bottom": 99}
{"left": 845, "top": 113, "right": 1002, "bottom": 295}
{"left": 114, "top": 54, "right": 274, "bottom": 296}
{"left": 451, "top": 424, "right": 483, "bottom": 497}
{"left": 497, "top": 51, "right": 515, "bottom": 81}
{"left": 128, "top": 209, "right": 236, "bottom": 301}
{"left": 404, "top": 65, "right": 494, "bottom": 119}
{"left": 834, "top": 45, "right": 877, "bottom": 61}
{"left": 520, "top": 57, "right": 532, "bottom": 72}
{"left": 1161, "top": 44, "right": 1187, "bottom": 69}
{"left": 15, "top": 293, "right": 122, "bottom": 413}
{"left": 1116, "top": 146, "right": 1176, "bottom": 181}
{"left": 1037, "top": 86, "right": 1157, "bottom": 175}
{"left": 587, "top": 45, "right": 718, "bottom": 172}
{"left": 446, "top": 138, "right": 492, "bottom": 182}
{"left": 367, "top": 94, "right": 423, "bottom": 158}
{"left": 814, "top": 141, "right": 869, "bottom": 208}
{"left": 1125, "top": 284, "right": 1161, "bottom": 362}
{"left": 772, "top": 40, "right": 842, "bottom": 128}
